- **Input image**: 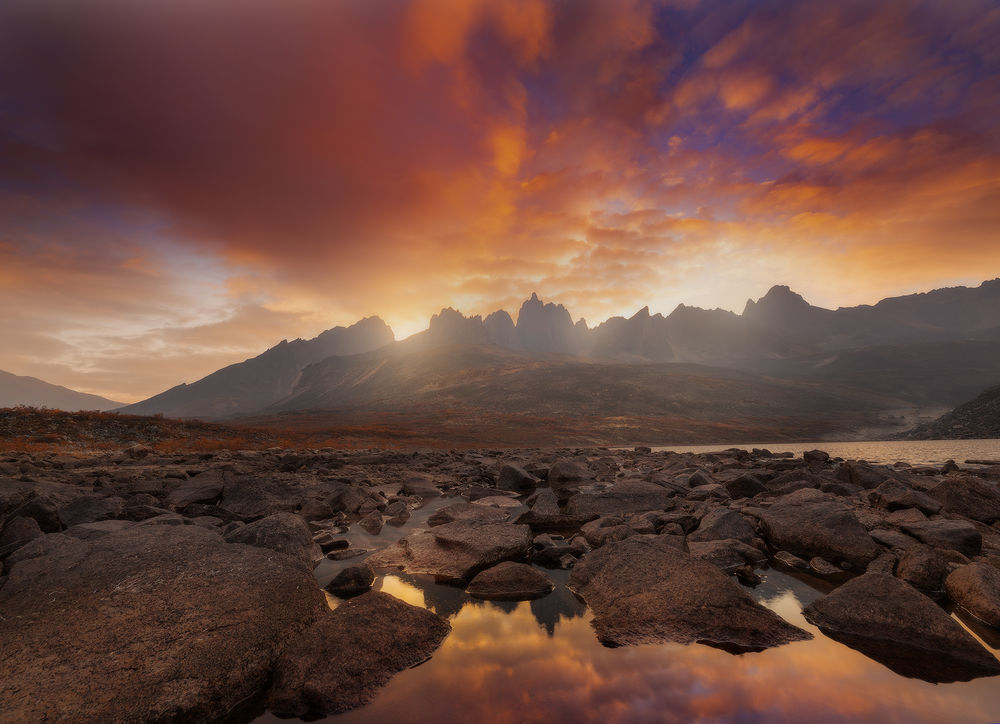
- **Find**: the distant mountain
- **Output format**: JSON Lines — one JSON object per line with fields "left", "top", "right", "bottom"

{"left": 118, "top": 316, "right": 394, "bottom": 419}
{"left": 120, "top": 278, "right": 1000, "bottom": 426}
{"left": 0, "top": 370, "right": 122, "bottom": 411}
{"left": 269, "top": 343, "right": 896, "bottom": 433}
{"left": 899, "top": 384, "right": 1000, "bottom": 440}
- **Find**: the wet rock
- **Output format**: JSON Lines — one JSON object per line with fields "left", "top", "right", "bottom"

{"left": 803, "top": 573, "right": 1000, "bottom": 682}
{"left": 945, "top": 562, "right": 1000, "bottom": 629}
{"left": 313, "top": 531, "right": 349, "bottom": 552}
{"left": 565, "top": 481, "right": 674, "bottom": 518}
{"left": 325, "top": 564, "right": 374, "bottom": 598}
{"left": 868, "top": 480, "right": 941, "bottom": 515}
{"left": 0, "top": 525, "right": 326, "bottom": 722}
{"left": 688, "top": 508, "right": 755, "bottom": 544}
{"left": 568, "top": 536, "right": 811, "bottom": 650}
{"left": 268, "top": 591, "right": 450, "bottom": 718}
{"left": 898, "top": 519, "right": 982, "bottom": 558}
{"left": 928, "top": 477, "right": 1000, "bottom": 524}
{"left": 759, "top": 489, "right": 880, "bottom": 569}
{"left": 688, "top": 539, "right": 766, "bottom": 574}
{"left": 224, "top": 512, "right": 322, "bottom": 569}
{"left": 897, "top": 544, "right": 948, "bottom": 593}
{"left": 369, "top": 521, "right": 532, "bottom": 583}
{"left": 466, "top": 561, "right": 554, "bottom": 601}
{"left": 0, "top": 516, "right": 43, "bottom": 557}
{"left": 497, "top": 464, "right": 540, "bottom": 491}
{"left": 428, "top": 502, "right": 510, "bottom": 527}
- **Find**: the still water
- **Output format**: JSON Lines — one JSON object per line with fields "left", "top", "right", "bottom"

{"left": 653, "top": 439, "right": 1000, "bottom": 466}
{"left": 256, "top": 441, "right": 1000, "bottom": 724}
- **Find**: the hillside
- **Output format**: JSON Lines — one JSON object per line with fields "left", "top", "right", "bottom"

{"left": 0, "top": 370, "right": 122, "bottom": 411}
{"left": 899, "top": 385, "right": 1000, "bottom": 440}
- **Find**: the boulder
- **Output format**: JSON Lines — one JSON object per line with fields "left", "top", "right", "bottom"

{"left": 868, "top": 480, "right": 941, "bottom": 515}
{"left": 688, "top": 508, "right": 755, "bottom": 544}
{"left": 8, "top": 495, "right": 61, "bottom": 532}
{"left": 369, "top": 521, "right": 532, "bottom": 583}
{"left": 428, "top": 502, "right": 510, "bottom": 527}
{"left": 466, "top": 561, "right": 554, "bottom": 601}
{"left": 166, "top": 472, "right": 226, "bottom": 508}
{"left": 0, "top": 525, "right": 326, "bottom": 721}
{"left": 4, "top": 532, "right": 77, "bottom": 571}
{"left": 898, "top": 519, "right": 982, "bottom": 558}
{"left": 945, "top": 562, "right": 1000, "bottom": 629}
{"left": 223, "top": 513, "right": 321, "bottom": 569}
{"left": 723, "top": 474, "right": 766, "bottom": 500}
{"left": 400, "top": 474, "right": 442, "bottom": 499}
{"left": 0, "top": 516, "right": 43, "bottom": 557}
{"left": 563, "top": 480, "right": 675, "bottom": 518}
{"left": 688, "top": 539, "right": 766, "bottom": 574}
{"left": 580, "top": 517, "right": 634, "bottom": 548}
{"left": 803, "top": 449, "right": 830, "bottom": 465}
{"left": 497, "top": 464, "right": 540, "bottom": 491}
{"left": 57, "top": 495, "right": 125, "bottom": 527}
{"left": 758, "top": 489, "right": 880, "bottom": 569}
{"left": 546, "top": 459, "right": 590, "bottom": 501}
{"left": 515, "top": 488, "right": 591, "bottom": 532}
{"left": 220, "top": 480, "right": 295, "bottom": 521}
{"left": 896, "top": 544, "right": 948, "bottom": 593}
{"left": 773, "top": 550, "right": 810, "bottom": 572}
{"left": 928, "top": 477, "right": 1000, "bottom": 524}
{"left": 803, "top": 573, "right": 1000, "bottom": 682}
{"left": 567, "top": 536, "right": 810, "bottom": 650}
{"left": 325, "top": 564, "right": 374, "bottom": 599}
{"left": 268, "top": 592, "right": 450, "bottom": 718}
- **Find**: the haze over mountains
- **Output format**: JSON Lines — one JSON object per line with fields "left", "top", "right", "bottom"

{"left": 116, "top": 279, "right": 1000, "bottom": 440}
{"left": 0, "top": 370, "right": 122, "bottom": 411}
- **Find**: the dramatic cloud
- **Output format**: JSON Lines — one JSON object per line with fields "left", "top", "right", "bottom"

{"left": 1, "top": 0, "right": 998, "bottom": 400}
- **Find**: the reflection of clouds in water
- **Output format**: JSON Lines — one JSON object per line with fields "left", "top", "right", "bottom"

{"left": 317, "top": 572, "right": 1000, "bottom": 724}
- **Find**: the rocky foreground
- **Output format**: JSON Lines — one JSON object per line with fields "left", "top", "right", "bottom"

{"left": 2, "top": 445, "right": 1000, "bottom": 720}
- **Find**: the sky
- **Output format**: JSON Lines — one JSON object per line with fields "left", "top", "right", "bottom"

{"left": 1, "top": 0, "right": 999, "bottom": 403}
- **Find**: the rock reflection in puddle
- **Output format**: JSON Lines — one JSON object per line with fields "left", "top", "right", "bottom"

{"left": 257, "top": 569, "right": 1000, "bottom": 724}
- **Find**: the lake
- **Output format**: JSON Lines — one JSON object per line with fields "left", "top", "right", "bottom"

{"left": 255, "top": 441, "right": 1000, "bottom": 724}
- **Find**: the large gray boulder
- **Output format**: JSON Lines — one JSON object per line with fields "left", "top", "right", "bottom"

{"left": 897, "top": 519, "right": 982, "bottom": 558}
{"left": 688, "top": 508, "right": 755, "bottom": 544}
{"left": 564, "top": 481, "right": 675, "bottom": 518}
{"left": 946, "top": 562, "right": 1000, "bottom": 629}
{"left": 268, "top": 591, "right": 450, "bottom": 717}
{"left": 0, "top": 525, "right": 326, "bottom": 721}
{"left": 369, "top": 520, "right": 532, "bottom": 583}
{"left": 758, "top": 489, "right": 880, "bottom": 569}
{"left": 223, "top": 512, "right": 322, "bottom": 569}
{"left": 466, "top": 561, "right": 554, "bottom": 601}
{"left": 567, "top": 536, "right": 810, "bottom": 650}
{"left": 928, "top": 477, "right": 1000, "bottom": 524}
{"left": 803, "top": 573, "right": 1000, "bottom": 682}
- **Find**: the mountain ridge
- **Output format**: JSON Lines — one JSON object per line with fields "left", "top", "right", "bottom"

{"left": 116, "top": 278, "right": 1000, "bottom": 422}
{"left": 0, "top": 370, "right": 123, "bottom": 411}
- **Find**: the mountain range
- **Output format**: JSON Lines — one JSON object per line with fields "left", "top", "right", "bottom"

{"left": 0, "top": 370, "right": 122, "bottom": 411}
{"left": 113, "top": 278, "right": 1000, "bottom": 443}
